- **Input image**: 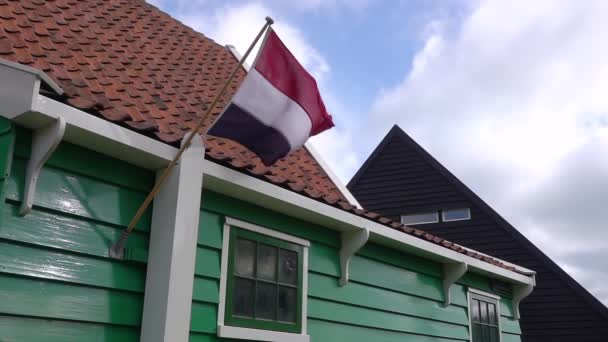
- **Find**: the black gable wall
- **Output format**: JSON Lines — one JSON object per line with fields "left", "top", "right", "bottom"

{"left": 348, "top": 125, "right": 608, "bottom": 342}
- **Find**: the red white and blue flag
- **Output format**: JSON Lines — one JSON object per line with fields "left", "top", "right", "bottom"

{"left": 208, "top": 29, "right": 334, "bottom": 166}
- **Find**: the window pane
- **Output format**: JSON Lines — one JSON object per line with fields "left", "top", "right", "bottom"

{"left": 481, "top": 325, "right": 489, "bottom": 342}
{"left": 279, "top": 249, "right": 298, "bottom": 285}
{"left": 488, "top": 303, "right": 497, "bottom": 325}
{"left": 480, "top": 301, "right": 488, "bottom": 324}
{"left": 442, "top": 208, "right": 470, "bottom": 221}
{"left": 257, "top": 244, "right": 277, "bottom": 281}
{"left": 472, "top": 323, "right": 482, "bottom": 342}
{"left": 278, "top": 286, "right": 297, "bottom": 323}
{"left": 233, "top": 277, "right": 254, "bottom": 317}
{"left": 471, "top": 299, "right": 480, "bottom": 322}
{"left": 235, "top": 239, "right": 255, "bottom": 277}
{"left": 489, "top": 327, "right": 499, "bottom": 342}
{"left": 401, "top": 212, "right": 438, "bottom": 225}
{"left": 255, "top": 281, "right": 276, "bottom": 320}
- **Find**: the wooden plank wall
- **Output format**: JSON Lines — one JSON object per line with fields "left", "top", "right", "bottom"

{"left": 0, "top": 127, "right": 153, "bottom": 341}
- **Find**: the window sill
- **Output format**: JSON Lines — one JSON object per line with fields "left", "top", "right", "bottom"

{"left": 218, "top": 325, "right": 310, "bottom": 342}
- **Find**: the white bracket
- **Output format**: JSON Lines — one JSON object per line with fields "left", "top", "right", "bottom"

{"left": 339, "top": 227, "right": 369, "bottom": 286}
{"left": 512, "top": 274, "right": 535, "bottom": 319}
{"left": 442, "top": 262, "right": 468, "bottom": 307}
{"left": 19, "top": 116, "right": 65, "bottom": 216}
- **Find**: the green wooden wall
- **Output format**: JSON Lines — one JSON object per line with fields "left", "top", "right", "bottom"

{"left": 0, "top": 121, "right": 523, "bottom": 341}
{"left": 0, "top": 126, "right": 153, "bottom": 341}
{"left": 191, "top": 191, "right": 524, "bottom": 342}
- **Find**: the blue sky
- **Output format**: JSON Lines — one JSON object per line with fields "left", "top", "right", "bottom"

{"left": 149, "top": 0, "right": 608, "bottom": 306}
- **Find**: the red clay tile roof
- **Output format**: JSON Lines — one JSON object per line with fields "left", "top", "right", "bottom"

{"left": 0, "top": 0, "right": 528, "bottom": 275}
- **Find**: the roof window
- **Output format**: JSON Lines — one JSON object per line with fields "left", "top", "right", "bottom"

{"left": 401, "top": 212, "right": 439, "bottom": 225}
{"left": 442, "top": 208, "right": 471, "bottom": 222}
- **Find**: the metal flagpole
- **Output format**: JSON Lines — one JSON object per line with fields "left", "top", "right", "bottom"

{"left": 109, "top": 16, "right": 274, "bottom": 259}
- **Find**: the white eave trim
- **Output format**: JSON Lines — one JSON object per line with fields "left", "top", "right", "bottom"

{"left": 304, "top": 142, "right": 362, "bottom": 208}
{"left": 25, "top": 95, "right": 176, "bottom": 170}
{"left": 200, "top": 159, "right": 534, "bottom": 286}
{"left": 1, "top": 78, "right": 535, "bottom": 286}
{"left": 0, "top": 58, "right": 63, "bottom": 95}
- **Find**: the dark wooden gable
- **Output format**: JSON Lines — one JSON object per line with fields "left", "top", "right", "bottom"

{"left": 348, "top": 125, "right": 608, "bottom": 342}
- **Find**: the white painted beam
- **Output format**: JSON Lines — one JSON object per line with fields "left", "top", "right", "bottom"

{"left": 512, "top": 274, "right": 536, "bottom": 319}
{"left": 19, "top": 116, "right": 65, "bottom": 216}
{"left": 140, "top": 133, "right": 205, "bottom": 342}
{"left": 339, "top": 228, "right": 369, "bottom": 286}
{"left": 442, "top": 262, "right": 468, "bottom": 307}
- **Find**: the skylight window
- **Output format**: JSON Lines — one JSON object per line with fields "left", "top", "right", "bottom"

{"left": 442, "top": 208, "right": 471, "bottom": 222}
{"left": 401, "top": 212, "right": 439, "bottom": 225}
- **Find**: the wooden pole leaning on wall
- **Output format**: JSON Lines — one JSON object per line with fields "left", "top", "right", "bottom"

{"left": 109, "top": 17, "right": 275, "bottom": 259}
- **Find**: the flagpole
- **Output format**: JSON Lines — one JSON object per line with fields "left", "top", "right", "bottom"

{"left": 109, "top": 16, "right": 274, "bottom": 259}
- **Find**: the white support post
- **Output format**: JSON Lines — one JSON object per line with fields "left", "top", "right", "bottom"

{"left": 512, "top": 274, "right": 535, "bottom": 319}
{"left": 19, "top": 116, "right": 65, "bottom": 216}
{"left": 339, "top": 228, "right": 369, "bottom": 286}
{"left": 442, "top": 262, "right": 468, "bottom": 307}
{"left": 140, "top": 133, "right": 205, "bottom": 342}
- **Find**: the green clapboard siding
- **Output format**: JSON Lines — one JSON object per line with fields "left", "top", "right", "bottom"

{"left": 5, "top": 157, "right": 152, "bottom": 232}
{"left": 0, "top": 315, "right": 139, "bottom": 342}
{"left": 0, "top": 129, "right": 152, "bottom": 341}
{"left": 502, "top": 333, "right": 523, "bottom": 342}
{"left": 191, "top": 191, "right": 523, "bottom": 341}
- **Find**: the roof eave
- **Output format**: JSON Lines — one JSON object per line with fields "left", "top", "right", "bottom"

{"left": 0, "top": 62, "right": 535, "bottom": 287}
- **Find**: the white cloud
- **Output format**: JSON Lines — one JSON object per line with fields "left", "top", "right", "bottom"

{"left": 178, "top": 2, "right": 330, "bottom": 80}
{"left": 367, "top": 0, "right": 608, "bottom": 305}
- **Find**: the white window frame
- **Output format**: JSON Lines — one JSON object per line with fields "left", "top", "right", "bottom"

{"left": 217, "top": 217, "right": 310, "bottom": 342}
{"left": 467, "top": 288, "right": 502, "bottom": 342}
{"left": 442, "top": 208, "right": 471, "bottom": 222}
{"left": 401, "top": 211, "right": 439, "bottom": 225}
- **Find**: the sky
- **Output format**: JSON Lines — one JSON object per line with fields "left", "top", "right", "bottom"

{"left": 148, "top": 0, "right": 608, "bottom": 307}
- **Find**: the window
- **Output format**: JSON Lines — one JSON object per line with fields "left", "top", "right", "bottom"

{"left": 469, "top": 290, "right": 501, "bottom": 342}
{"left": 401, "top": 212, "right": 439, "bottom": 225}
{"left": 442, "top": 208, "right": 471, "bottom": 222}
{"left": 218, "top": 217, "right": 310, "bottom": 342}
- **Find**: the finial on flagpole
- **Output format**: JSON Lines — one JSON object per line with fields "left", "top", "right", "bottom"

{"left": 266, "top": 16, "right": 274, "bottom": 25}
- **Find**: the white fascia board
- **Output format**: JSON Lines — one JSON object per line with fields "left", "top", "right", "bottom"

{"left": 304, "top": 142, "right": 362, "bottom": 208}
{"left": 200, "top": 160, "right": 534, "bottom": 285}
{"left": 19, "top": 95, "right": 176, "bottom": 170}
{"left": 0, "top": 58, "right": 63, "bottom": 95}
{"left": 4, "top": 92, "right": 533, "bottom": 285}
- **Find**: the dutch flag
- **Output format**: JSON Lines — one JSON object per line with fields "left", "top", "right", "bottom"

{"left": 208, "top": 29, "right": 334, "bottom": 166}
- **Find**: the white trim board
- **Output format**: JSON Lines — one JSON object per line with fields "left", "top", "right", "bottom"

{"left": 468, "top": 288, "right": 501, "bottom": 300}
{"left": 218, "top": 325, "right": 309, "bottom": 342}
{"left": 217, "top": 219, "right": 310, "bottom": 342}
{"left": 225, "top": 217, "right": 310, "bottom": 247}
{"left": 304, "top": 142, "right": 362, "bottom": 208}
